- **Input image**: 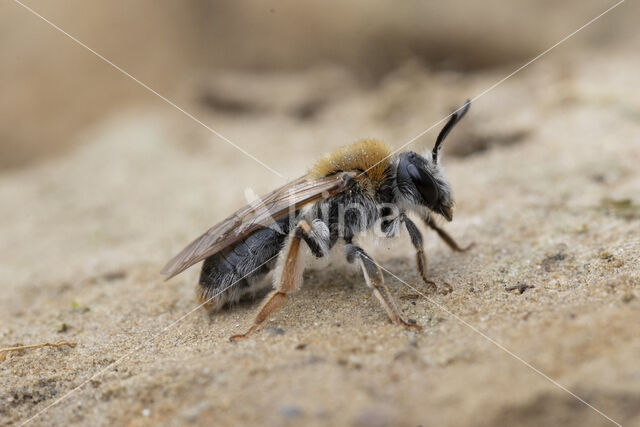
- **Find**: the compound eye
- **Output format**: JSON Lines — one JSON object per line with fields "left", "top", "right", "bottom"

{"left": 407, "top": 163, "right": 439, "bottom": 204}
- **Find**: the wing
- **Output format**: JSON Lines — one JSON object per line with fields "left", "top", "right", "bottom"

{"left": 161, "top": 172, "right": 355, "bottom": 279}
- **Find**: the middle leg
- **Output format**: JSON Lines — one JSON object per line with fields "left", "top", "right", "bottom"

{"left": 344, "top": 243, "right": 421, "bottom": 331}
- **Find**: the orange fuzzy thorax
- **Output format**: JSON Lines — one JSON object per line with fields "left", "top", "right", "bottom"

{"left": 308, "top": 139, "right": 392, "bottom": 185}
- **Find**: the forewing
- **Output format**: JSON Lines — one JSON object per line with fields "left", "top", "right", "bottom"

{"left": 161, "top": 172, "right": 354, "bottom": 279}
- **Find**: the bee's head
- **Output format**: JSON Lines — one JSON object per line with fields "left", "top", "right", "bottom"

{"left": 396, "top": 151, "right": 454, "bottom": 221}
{"left": 395, "top": 100, "right": 470, "bottom": 222}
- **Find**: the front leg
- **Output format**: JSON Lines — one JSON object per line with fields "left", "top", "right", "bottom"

{"left": 423, "top": 215, "right": 474, "bottom": 252}
{"left": 399, "top": 214, "right": 451, "bottom": 294}
{"left": 344, "top": 243, "right": 421, "bottom": 331}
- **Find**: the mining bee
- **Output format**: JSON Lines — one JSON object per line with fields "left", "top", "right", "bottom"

{"left": 162, "top": 100, "right": 473, "bottom": 341}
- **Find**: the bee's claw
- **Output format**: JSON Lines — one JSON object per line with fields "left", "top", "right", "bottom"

{"left": 423, "top": 279, "right": 438, "bottom": 293}
{"left": 229, "top": 334, "right": 245, "bottom": 342}
{"left": 460, "top": 242, "right": 475, "bottom": 252}
{"left": 229, "top": 324, "right": 258, "bottom": 342}
{"left": 438, "top": 282, "right": 453, "bottom": 295}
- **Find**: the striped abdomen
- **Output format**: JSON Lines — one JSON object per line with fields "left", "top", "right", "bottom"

{"left": 199, "top": 222, "right": 288, "bottom": 311}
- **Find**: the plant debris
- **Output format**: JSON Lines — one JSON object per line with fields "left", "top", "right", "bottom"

{"left": 599, "top": 251, "right": 615, "bottom": 262}
{"left": 621, "top": 292, "right": 635, "bottom": 303}
{"left": 70, "top": 301, "right": 90, "bottom": 313}
{"left": 505, "top": 283, "right": 535, "bottom": 294}
{"left": 0, "top": 341, "right": 76, "bottom": 362}
{"left": 400, "top": 293, "right": 421, "bottom": 300}
{"left": 600, "top": 198, "right": 640, "bottom": 220}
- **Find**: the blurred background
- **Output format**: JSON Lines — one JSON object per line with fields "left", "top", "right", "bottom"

{"left": 1, "top": 0, "right": 637, "bottom": 170}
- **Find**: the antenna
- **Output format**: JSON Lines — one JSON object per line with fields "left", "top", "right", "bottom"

{"left": 432, "top": 100, "right": 471, "bottom": 163}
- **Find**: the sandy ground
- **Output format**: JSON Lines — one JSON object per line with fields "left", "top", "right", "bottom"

{"left": 1, "top": 46, "right": 640, "bottom": 426}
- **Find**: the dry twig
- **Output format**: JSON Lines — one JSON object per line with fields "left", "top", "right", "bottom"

{"left": 0, "top": 341, "right": 76, "bottom": 361}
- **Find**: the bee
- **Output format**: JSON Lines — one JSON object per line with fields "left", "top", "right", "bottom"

{"left": 162, "top": 100, "right": 473, "bottom": 341}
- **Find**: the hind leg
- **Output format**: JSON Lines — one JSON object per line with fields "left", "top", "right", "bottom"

{"left": 229, "top": 220, "right": 328, "bottom": 341}
{"left": 344, "top": 243, "right": 421, "bottom": 331}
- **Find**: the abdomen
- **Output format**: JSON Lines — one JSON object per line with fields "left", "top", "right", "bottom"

{"left": 199, "top": 224, "right": 288, "bottom": 311}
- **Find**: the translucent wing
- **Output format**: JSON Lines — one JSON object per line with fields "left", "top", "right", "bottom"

{"left": 161, "top": 172, "right": 355, "bottom": 279}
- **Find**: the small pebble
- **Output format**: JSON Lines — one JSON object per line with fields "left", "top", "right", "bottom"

{"left": 142, "top": 408, "right": 150, "bottom": 417}
{"left": 265, "top": 327, "right": 285, "bottom": 336}
{"left": 305, "top": 355, "right": 325, "bottom": 364}
{"left": 279, "top": 405, "right": 302, "bottom": 418}
{"left": 353, "top": 408, "right": 391, "bottom": 427}
{"left": 102, "top": 270, "right": 127, "bottom": 281}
